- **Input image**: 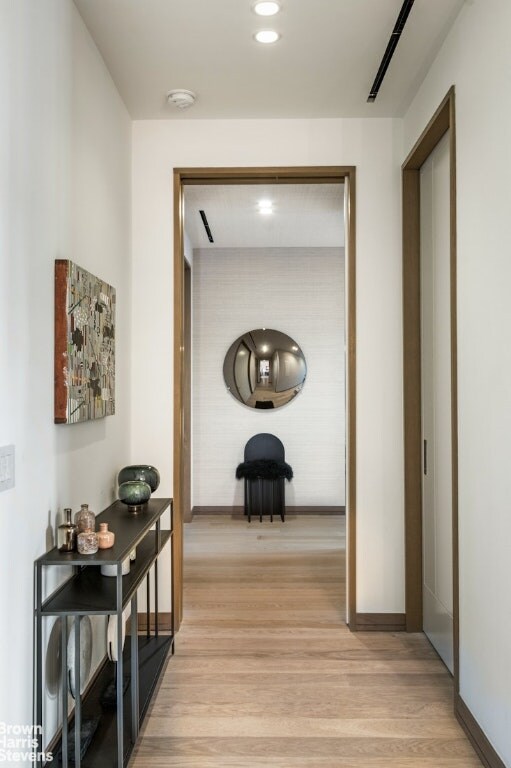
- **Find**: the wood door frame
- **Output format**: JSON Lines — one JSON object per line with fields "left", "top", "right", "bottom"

{"left": 182, "top": 259, "right": 192, "bottom": 524}
{"left": 173, "top": 166, "right": 357, "bottom": 630}
{"left": 402, "top": 88, "right": 459, "bottom": 688}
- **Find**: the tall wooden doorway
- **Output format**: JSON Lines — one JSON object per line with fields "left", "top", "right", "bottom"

{"left": 173, "top": 166, "right": 356, "bottom": 630}
{"left": 402, "top": 88, "right": 459, "bottom": 684}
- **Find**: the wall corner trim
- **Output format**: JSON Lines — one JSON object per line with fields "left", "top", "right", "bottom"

{"left": 455, "top": 694, "right": 506, "bottom": 768}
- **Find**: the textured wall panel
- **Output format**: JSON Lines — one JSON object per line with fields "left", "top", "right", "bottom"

{"left": 192, "top": 247, "right": 345, "bottom": 506}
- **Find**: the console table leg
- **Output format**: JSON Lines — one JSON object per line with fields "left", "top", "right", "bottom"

{"left": 154, "top": 559, "right": 159, "bottom": 637}
{"left": 146, "top": 575, "right": 151, "bottom": 637}
{"left": 116, "top": 567, "right": 124, "bottom": 768}
{"left": 61, "top": 619, "right": 68, "bottom": 768}
{"left": 34, "top": 564, "right": 43, "bottom": 767}
{"left": 131, "top": 593, "right": 139, "bottom": 742}
{"left": 74, "top": 616, "right": 81, "bottom": 768}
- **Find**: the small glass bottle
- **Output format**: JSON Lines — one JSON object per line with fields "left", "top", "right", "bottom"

{"left": 97, "top": 522, "right": 115, "bottom": 549}
{"left": 58, "top": 508, "right": 78, "bottom": 552}
{"left": 75, "top": 503, "right": 95, "bottom": 533}
{"left": 77, "top": 528, "right": 98, "bottom": 555}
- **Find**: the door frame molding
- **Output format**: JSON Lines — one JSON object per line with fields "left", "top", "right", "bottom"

{"left": 173, "top": 166, "right": 357, "bottom": 630}
{"left": 402, "top": 87, "right": 459, "bottom": 688}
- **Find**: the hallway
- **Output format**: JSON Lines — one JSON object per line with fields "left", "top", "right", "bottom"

{"left": 132, "top": 515, "right": 480, "bottom": 767}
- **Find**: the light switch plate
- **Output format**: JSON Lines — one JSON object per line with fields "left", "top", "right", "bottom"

{"left": 0, "top": 445, "right": 15, "bottom": 491}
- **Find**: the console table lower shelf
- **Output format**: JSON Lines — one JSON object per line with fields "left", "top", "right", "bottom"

{"left": 53, "top": 635, "right": 174, "bottom": 768}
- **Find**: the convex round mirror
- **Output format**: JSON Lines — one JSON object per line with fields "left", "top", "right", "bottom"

{"left": 223, "top": 329, "right": 306, "bottom": 410}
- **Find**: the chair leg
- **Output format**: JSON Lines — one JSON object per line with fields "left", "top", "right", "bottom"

{"left": 243, "top": 476, "right": 287, "bottom": 523}
{"left": 246, "top": 478, "right": 251, "bottom": 522}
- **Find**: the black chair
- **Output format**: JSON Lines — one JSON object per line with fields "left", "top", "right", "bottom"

{"left": 237, "top": 433, "right": 291, "bottom": 522}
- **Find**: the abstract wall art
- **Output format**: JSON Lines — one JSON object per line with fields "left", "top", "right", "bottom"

{"left": 54, "top": 260, "right": 116, "bottom": 424}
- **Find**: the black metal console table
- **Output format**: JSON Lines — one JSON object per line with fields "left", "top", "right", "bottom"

{"left": 34, "top": 497, "right": 174, "bottom": 768}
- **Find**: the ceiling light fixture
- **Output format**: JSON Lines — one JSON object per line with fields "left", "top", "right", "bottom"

{"left": 166, "top": 89, "right": 197, "bottom": 110}
{"left": 254, "top": 30, "right": 280, "bottom": 44}
{"left": 253, "top": 1, "right": 281, "bottom": 16}
{"left": 367, "top": 0, "right": 415, "bottom": 102}
{"left": 258, "top": 199, "right": 274, "bottom": 214}
{"left": 199, "top": 210, "right": 214, "bottom": 243}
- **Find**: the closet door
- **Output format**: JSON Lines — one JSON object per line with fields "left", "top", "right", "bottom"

{"left": 420, "top": 132, "right": 454, "bottom": 673}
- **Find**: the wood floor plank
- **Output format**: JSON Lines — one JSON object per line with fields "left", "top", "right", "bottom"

{"left": 143, "top": 715, "right": 463, "bottom": 738}
{"left": 158, "top": 657, "right": 448, "bottom": 674}
{"left": 133, "top": 735, "right": 480, "bottom": 759}
{"left": 131, "top": 515, "right": 481, "bottom": 767}
{"left": 132, "top": 758, "right": 481, "bottom": 768}
{"left": 149, "top": 688, "right": 454, "bottom": 719}
{"left": 162, "top": 671, "right": 453, "bottom": 687}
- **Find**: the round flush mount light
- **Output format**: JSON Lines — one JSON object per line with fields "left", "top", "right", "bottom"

{"left": 253, "top": 1, "right": 281, "bottom": 16}
{"left": 254, "top": 30, "right": 280, "bottom": 44}
{"left": 166, "top": 89, "right": 197, "bottom": 110}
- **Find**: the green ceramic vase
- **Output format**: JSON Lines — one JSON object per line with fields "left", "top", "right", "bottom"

{"left": 118, "top": 480, "right": 151, "bottom": 511}
{"left": 118, "top": 465, "right": 160, "bottom": 493}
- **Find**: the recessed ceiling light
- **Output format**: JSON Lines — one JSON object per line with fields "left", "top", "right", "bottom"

{"left": 253, "top": 1, "right": 281, "bottom": 16}
{"left": 254, "top": 30, "right": 280, "bottom": 44}
{"left": 258, "top": 199, "right": 273, "bottom": 214}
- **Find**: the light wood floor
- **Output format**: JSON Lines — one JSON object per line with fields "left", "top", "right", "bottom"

{"left": 131, "top": 515, "right": 481, "bottom": 767}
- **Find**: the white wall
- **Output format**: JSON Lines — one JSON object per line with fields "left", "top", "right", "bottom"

{"left": 192, "top": 247, "right": 345, "bottom": 508}
{"left": 403, "top": 1, "right": 511, "bottom": 763}
{"left": 132, "top": 116, "right": 405, "bottom": 613}
{"left": 0, "top": 0, "right": 131, "bottom": 750}
{"left": 184, "top": 228, "right": 193, "bottom": 266}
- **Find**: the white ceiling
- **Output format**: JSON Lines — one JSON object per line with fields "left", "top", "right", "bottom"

{"left": 184, "top": 184, "right": 345, "bottom": 249}
{"left": 73, "top": 0, "right": 465, "bottom": 120}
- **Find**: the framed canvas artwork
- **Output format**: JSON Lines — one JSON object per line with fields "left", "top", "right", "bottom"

{"left": 54, "top": 260, "right": 116, "bottom": 424}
